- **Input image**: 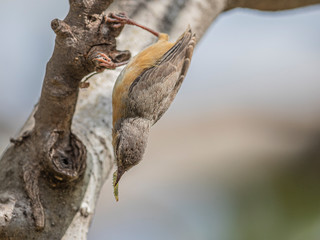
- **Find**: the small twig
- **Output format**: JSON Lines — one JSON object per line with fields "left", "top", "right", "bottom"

{"left": 79, "top": 72, "right": 98, "bottom": 88}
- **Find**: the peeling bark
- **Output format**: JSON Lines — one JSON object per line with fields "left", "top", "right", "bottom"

{"left": 0, "top": 0, "right": 319, "bottom": 239}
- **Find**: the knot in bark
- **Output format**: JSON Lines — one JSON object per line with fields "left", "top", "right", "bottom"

{"left": 44, "top": 130, "right": 86, "bottom": 183}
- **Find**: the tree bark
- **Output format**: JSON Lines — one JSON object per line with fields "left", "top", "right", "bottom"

{"left": 0, "top": 0, "right": 319, "bottom": 239}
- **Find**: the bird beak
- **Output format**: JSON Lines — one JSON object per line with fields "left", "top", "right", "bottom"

{"left": 113, "top": 168, "right": 125, "bottom": 201}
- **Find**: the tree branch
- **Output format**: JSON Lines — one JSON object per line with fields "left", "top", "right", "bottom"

{"left": 0, "top": 0, "right": 131, "bottom": 238}
{"left": 226, "top": 0, "right": 320, "bottom": 11}
{"left": 0, "top": 0, "right": 319, "bottom": 239}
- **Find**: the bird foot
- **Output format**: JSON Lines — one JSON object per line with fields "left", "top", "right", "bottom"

{"left": 106, "top": 12, "right": 159, "bottom": 37}
{"left": 93, "top": 53, "right": 128, "bottom": 72}
{"left": 106, "top": 12, "right": 129, "bottom": 28}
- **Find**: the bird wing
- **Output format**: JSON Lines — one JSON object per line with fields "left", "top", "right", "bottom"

{"left": 127, "top": 27, "right": 196, "bottom": 124}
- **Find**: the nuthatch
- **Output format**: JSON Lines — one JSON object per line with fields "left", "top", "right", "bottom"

{"left": 96, "top": 13, "right": 196, "bottom": 200}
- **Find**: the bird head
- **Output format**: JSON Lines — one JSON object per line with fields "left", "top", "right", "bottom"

{"left": 112, "top": 118, "right": 150, "bottom": 200}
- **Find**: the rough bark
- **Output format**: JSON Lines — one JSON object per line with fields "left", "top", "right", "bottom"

{"left": 0, "top": 0, "right": 319, "bottom": 239}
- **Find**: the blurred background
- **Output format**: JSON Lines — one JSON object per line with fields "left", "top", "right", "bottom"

{"left": 1, "top": 1, "right": 320, "bottom": 239}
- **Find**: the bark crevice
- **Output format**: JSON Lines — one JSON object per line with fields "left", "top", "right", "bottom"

{"left": 0, "top": 0, "right": 131, "bottom": 237}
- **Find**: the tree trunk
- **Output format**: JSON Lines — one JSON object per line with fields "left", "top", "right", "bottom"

{"left": 0, "top": 0, "right": 319, "bottom": 239}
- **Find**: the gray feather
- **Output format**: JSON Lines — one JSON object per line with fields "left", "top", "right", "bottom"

{"left": 126, "top": 28, "right": 196, "bottom": 124}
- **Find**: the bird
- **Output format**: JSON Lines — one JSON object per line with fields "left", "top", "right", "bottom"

{"left": 99, "top": 13, "right": 196, "bottom": 201}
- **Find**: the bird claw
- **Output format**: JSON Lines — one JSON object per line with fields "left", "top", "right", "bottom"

{"left": 93, "top": 53, "right": 129, "bottom": 72}
{"left": 94, "top": 53, "right": 117, "bottom": 70}
{"left": 106, "top": 12, "right": 130, "bottom": 28}
{"left": 106, "top": 12, "right": 160, "bottom": 37}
